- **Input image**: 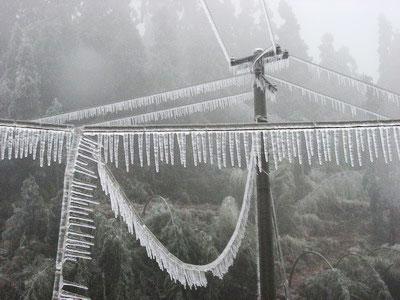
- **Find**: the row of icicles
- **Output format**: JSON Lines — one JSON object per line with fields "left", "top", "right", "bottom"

{"left": 33, "top": 56, "right": 400, "bottom": 127}
{"left": 0, "top": 126, "right": 72, "bottom": 167}
{"left": 89, "top": 125, "right": 400, "bottom": 173}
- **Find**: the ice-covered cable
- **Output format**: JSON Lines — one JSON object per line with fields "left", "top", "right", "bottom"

{"left": 35, "top": 74, "right": 251, "bottom": 125}
{"left": 198, "top": 0, "right": 231, "bottom": 64}
{"left": 290, "top": 56, "right": 400, "bottom": 107}
{"left": 92, "top": 92, "right": 253, "bottom": 127}
{"left": 97, "top": 154, "right": 256, "bottom": 288}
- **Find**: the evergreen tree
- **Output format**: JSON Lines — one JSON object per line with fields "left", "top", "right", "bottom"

{"left": 276, "top": 0, "right": 309, "bottom": 59}
{"left": 319, "top": 33, "right": 357, "bottom": 75}
{"left": 377, "top": 15, "right": 393, "bottom": 89}
{"left": 8, "top": 32, "right": 41, "bottom": 119}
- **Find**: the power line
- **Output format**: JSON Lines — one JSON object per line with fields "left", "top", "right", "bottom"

{"left": 198, "top": 0, "right": 231, "bottom": 64}
{"left": 259, "top": 0, "right": 277, "bottom": 51}
{"left": 291, "top": 56, "right": 400, "bottom": 105}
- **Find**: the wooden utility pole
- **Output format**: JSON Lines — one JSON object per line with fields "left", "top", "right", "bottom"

{"left": 231, "top": 47, "right": 288, "bottom": 299}
{"left": 254, "top": 52, "right": 276, "bottom": 300}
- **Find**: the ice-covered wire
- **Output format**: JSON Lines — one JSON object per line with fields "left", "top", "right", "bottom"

{"left": 198, "top": 0, "right": 231, "bottom": 64}
{"left": 259, "top": 0, "right": 277, "bottom": 51}
{"left": 291, "top": 56, "right": 400, "bottom": 106}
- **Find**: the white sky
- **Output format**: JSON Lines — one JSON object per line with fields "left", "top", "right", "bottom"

{"left": 266, "top": 0, "right": 400, "bottom": 81}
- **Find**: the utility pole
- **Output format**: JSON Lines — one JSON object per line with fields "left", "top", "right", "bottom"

{"left": 231, "top": 46, "right": 288, "bottom": 300}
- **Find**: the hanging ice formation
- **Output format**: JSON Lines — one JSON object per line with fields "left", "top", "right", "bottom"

{"left": 97, "top": 153, "right": 256, "bottom": 288}
{"left": 93, "top": 92, "right": 253, "bottom": 127}
{"left": 91, "top": 123, "right": 400, "bottom": 172}
{"left": 52, "top": 131, "right": 100, "bottom": 300}
{"left": 266, "top": 75, "right": 387, "bottom": 120}
{"left": 0, "top": 121, "right": 72, "bottom": 166}
{"left": 35, "top": 74, "right": 253, "bottom": 125}
{"left": 290, "top": 56, "right": 400, "bottom": 107}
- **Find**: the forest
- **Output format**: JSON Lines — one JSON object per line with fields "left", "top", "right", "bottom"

{"left": 0, "top": 0, "right": 400, "bottom": 299}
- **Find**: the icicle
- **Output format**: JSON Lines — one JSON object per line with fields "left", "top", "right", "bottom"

{"left": 32, "top": 131, "right": 40, "bottom": 161}
{"left": 366, "top": 129, "right": 374, "bottom": 162}
{"left": 333, "top": 130, "right": 340, "bottom": 165}
{"left": 270, "top": 131, "right": 278, "bottom": 169}
{"left": 208, "top": 132, "right": 214, "bottom": 165}
{"left": 138, "top": 133, "right": 144, "bottom": 167}
{"left": 177, "top": 133, "right": 187, "bottom": 167}
{"left": 347, "top": 130, "right": 355, "bottom": 167}
{"left": 201, "top": 132, "right": 207, "bottom": 164}
{"left": 292, "top": 131, "right": 298, "bottom": 158}
{"left": 385, "top": 128, "right": 393, "bottom": 162}
{"left": 216, "top": 132, "right": 222, "bottom": 169}
{"left": 296, "top": 131, "right": 303, "bottom": 165}
{"left": 14, "top": 129, "right": 20, "bottom": 159}
{"left": 114, "top": 134, "right": 119, "bottom": 168}
{"left": 304, "top": 131, "right": 311, "bottom": 165}
{"left": 103, "top": 135, "right": 109, "bottom": 164}
{"left": 123, "top": 134, "right": 129, "bottom": 172}
{"left": 168, "top": 133, "right": 175, "bottom": 165}
{"left": 285, "top": 130, "right": 292, "bottom": 163}
{"left": 46, "top": 131, "right": 52, "bottom": 166}
{"left": 146, "top": 133, "right": 151, "bottom": 166}
{"left": 326, "top": 130, "right": 332, "bottom": 162}
{"left": 53, "top": 131, "right": 59, "bottom": 162}
{"left": 243, "top": 132, "right": 250, "bottom": 166}
{"left": 342, "top": 130, "right": 349, "bottom": 165}
{"left": 228, "top": 132, "right": 235, "bottom": 167}
{"left": 58, "top": 132, "right": 64, "bottom": 164}
{"left": 262, "top": 131, "right": 269, "bottom": 163}
{"left": 153, "top": 133, "right": 159, "bottom": 172}
{"left": 276, "top": 130, "right": 282, "bottom": 162}
{"left": 281, "top": 131, "right": 287, "bottom": 159}
{"left": 321, "top": 130, "right": 328, "bottom": 162}
{"left": 191, "top": 132, "right": 198, "bottom": 166}
{"left": 129, "top": 134, "right": 135, "bottom": 165}
{"left": 7, "top": 128, "right": 14, "bottom": 160}
{"left": 221, "top": 132, "right": 227, "bottom": 168}
{"left": 254, "top": 131, "right": 262, "bottom": 171}
{"left": 316, "top": 130, "right": 322, "bottom": 165}
{"left": 372, "top": 128, "right": 379, "bottom": 159}
{"left": 359, "top": 129, "right": 365, "bottom": 152}
{"left": 379, "top": 128, "right": 388, "bottom": 163}
{"left": 393, "top": 127, "right": 400, "bottom": 161}
{"left": 24, "top": 129, "right": 30, "bottom": 158}
{"left": 355, "top": 129, "right": 362, "bottom": 166}
{"left": 164, "top": 133, "right": 170, "bottom": 165}
{"left": 0, "top": 128, "right": 7, "bottom": 160}
{"left": 196, "top": 133, "right": 202, "bottom": 164}
{"left": 39, "top": 130, "right": 46, "bottom": 167}
{"left": 159, "top": 134, "right": 164, "bottom": 163}
{"left": 109, "top": 134, "right": 114, "bottom": 163}
{"left": 233, "top": 132, "right": 240, "bottom": 167}
{"left": 18, "top": 129, "right": 24, "bottom": 159}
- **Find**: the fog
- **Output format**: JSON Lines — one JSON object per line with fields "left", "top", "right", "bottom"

{"left": 0, "top": 1, "right": 400, "bottom": 299}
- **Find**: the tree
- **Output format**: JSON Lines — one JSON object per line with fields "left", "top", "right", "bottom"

{"left": 319, "top": 33, "right": 357, "bottom": 75}
{"left": 2, "top": 175, "right": 48, "bottom": 253}
{"left": 277, "top": 0, "right": 309, "bottom": 59}
{"left": 8, "top": 32, "right": 41, "bottom": 119}
{"left": 377, "top": 15, "right": 394, "bottom": 90}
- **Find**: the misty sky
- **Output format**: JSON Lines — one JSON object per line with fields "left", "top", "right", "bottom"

{"left": 267, "top": 0, "right": 400, "bottom": 81}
